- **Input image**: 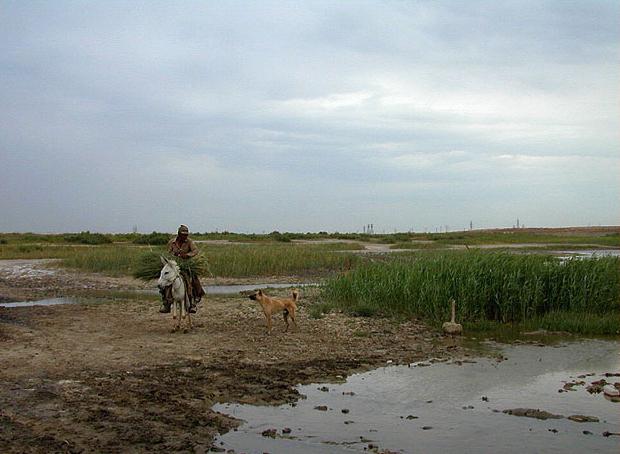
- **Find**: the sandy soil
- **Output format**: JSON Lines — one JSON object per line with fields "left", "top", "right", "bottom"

{"left": 0, "top": 261, "right": 467, "bottom": 453}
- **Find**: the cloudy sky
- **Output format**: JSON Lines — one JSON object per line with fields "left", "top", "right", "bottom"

{"left": 1, "top": 1, "right": 618, "bottom": 233}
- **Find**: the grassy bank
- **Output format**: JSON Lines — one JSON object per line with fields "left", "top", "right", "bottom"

{"left": 0, "top": 242, "right": 360, "bottom": 278}
{"left": 319, "top": 251, "right": 620, "bottom": 334}
{"left": 2, "top": 226, "right": 618, "bottom": 247}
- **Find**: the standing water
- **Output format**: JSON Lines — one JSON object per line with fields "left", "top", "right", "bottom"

{"left": 211, "top": 339, "right": 620, "bottom": 453}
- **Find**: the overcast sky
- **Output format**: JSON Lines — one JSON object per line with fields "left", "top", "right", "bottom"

{"left": 1, "top": 1, "right": 618, "bottom": 233}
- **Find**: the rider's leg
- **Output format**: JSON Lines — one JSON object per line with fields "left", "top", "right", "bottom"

{"left": 192, "top": 275, "right": 205, "bottom": 304}
{"left": 181, "top": 273, "right": 197, "bottom": 313}
{"left": 159, "top": 286, "right": 173, "bottom": 313}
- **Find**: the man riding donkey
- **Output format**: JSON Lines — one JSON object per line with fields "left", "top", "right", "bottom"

{"left": 159, "top": 225, "right": 206, "bottom": 314}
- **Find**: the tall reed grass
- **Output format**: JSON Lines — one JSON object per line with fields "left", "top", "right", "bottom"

{"left": 322, "top": 252, "right": 619, "bottom": 333}
{"left": 2, "top": 242, "right": 360, "bottom": 278}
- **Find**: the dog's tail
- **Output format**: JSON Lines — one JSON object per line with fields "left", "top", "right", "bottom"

{"left": 292, "top": 289, "right": 299, "bottom": 302}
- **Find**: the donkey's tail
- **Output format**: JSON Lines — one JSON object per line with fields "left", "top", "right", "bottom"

{"left": 292, "top": 289, "right": 300, "bottom": 302}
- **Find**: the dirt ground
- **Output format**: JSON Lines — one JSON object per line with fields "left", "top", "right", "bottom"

{"left": 0, "top": 261, "right": 467, "bottom": 453}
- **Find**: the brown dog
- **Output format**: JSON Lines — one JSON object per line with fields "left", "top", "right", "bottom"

{"left": 248, "top": 289, "right": 299, "bottom": 334}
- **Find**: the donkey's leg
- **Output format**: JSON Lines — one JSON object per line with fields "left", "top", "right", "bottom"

{"left": 175, "top": 301, "right": 182, "bottom": 331}
{"left": 186, "top": 312, "right": 193, "bottom": 331}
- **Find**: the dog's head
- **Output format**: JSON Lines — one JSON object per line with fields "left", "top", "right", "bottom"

{"left": 248, "top": 289, "right": 264, "bottom": 301}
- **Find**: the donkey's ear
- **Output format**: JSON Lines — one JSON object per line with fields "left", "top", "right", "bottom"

{"left": 160, "top": 256, "right": 168, "bottom": 266}
{"left": 258, "top": 289, "right": 263, "bottom": 295}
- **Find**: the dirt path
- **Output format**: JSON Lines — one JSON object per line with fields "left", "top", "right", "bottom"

{"left": 0, "top": 261, "right": 467, "bottom": 453}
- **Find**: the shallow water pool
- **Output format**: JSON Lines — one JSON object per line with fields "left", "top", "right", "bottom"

{"left": 211, "top": 339, "right": 620, "bottom": 453}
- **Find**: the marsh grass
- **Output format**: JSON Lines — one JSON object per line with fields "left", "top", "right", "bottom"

{"left": 204, "top": 243, "right": 360, "bottom": 277}
{"left": 0, "top": 242, "right": 361, "bottom": 278}
{"left": 322, "top": 251, "right": 619, "bottom": 334}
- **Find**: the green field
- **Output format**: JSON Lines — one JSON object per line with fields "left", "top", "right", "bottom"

{"left": 319, "top": 251, "right": 620, "bottom": 334}
{"left": 0, "top": 242, "right": 361, "bottom": 278}
{"left": 2, "top": 227, "right": 618, "bottom": 248}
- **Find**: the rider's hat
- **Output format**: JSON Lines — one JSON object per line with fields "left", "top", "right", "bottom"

{"left": 178, "top": 224, "right": 189, "bottom": 235}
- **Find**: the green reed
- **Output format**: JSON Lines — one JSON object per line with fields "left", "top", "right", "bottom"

{"left": 322, "top": 251, "right": 619, "bottom": 331}
{"left": 0, "top": 242, "right": 359, "bottom": 278}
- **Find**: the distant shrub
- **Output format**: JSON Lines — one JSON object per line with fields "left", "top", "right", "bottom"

{"left": 0, "top": 238, "right": 7, "bottom": 245}
{"left": 268, "top": 231, "right": 292, "bottom": 242}
{"left": 64, "top": 231, "right": 112, "bottom": 245}
{"left": 132, "top": 232, "right": 171, "bottom": 245}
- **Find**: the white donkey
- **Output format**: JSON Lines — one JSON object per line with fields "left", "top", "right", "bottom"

{"left": 157, "top": 256, "right": 193, "bottom": 332}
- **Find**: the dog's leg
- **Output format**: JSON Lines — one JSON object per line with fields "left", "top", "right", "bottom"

{"left": 266, "top": 313, "right": 273, "bottom": 334}
{"left": 283, "top": 310, "right": 290, "bottom": 332}
{"left": 290, "top": 307, "right": 298, "bottom": 331}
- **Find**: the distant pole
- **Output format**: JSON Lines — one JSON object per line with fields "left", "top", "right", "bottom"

{"left": 469, "top": 221, "right": 473, "bottom": 231}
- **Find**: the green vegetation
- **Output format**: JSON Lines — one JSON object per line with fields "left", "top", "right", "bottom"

{"left": 321, "top": 251, "right": 620, "bottom": 334}
{"left": 0, "top": 242, "right": 360, "bottom": 278}
{"left": 133, "top": 252, "right": 210, "bottom": 280}
{"left": 0, "top": 227, "right": 618, "bottom": 247}
{"left": 132, "top": 232, "right": 171, "bottom": 245}
{"left": 204, "top": 244, "right": 359, "bottom": 277}
{"left": 60, "top": 246, "right": 143, "bottom": 276}
{"left": 63, "top": 231, "right": 113, "bottom": 245}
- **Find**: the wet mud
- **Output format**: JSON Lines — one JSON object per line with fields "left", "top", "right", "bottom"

{"left": 0, "top": 260, "right": 465, "bottom": 452}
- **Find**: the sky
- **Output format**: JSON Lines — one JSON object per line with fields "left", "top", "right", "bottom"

{"left": 1, "top": 0, "right": 618, "bottom": 233}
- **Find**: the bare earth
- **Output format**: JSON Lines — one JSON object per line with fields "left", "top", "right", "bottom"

{"left": 0, "top": 261, "right": 466, "bottom": 453}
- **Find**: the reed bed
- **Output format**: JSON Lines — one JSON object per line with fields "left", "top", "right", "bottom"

{"left": 321, "top": 251, "right": 619, "bottom": 333}
{"left": 204, "top": 243, "right": 359, "bottom": 277}
{"left": 19, "top": 243, "right": 362, "bottom": 278}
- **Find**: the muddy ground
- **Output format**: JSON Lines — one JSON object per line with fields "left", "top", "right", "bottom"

{"left": 0, "top": 260, "right": 467, "bottom": 453}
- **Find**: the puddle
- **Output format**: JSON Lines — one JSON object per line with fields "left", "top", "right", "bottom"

{"left": 211, "top": 339, "right": 620, "bottom": 453}
{"left": 205, "top": 283, "right": 316, "bottom": 295}
{"left": 0, "top": 284, "right": 317, "bottom": 307}
{"left": 0, "top": 297, "right": 79, "bottom": 308}
{"left": 555, "top": 249, "right": 620, "bottom": 259}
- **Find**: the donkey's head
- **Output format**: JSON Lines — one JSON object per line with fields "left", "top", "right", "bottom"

{"left": 157, "top": 256, "right": 180, "bottom": 290}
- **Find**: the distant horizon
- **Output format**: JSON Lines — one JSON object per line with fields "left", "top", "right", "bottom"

{"left": 3, "top": 224, "right": 619, "bottom": 236}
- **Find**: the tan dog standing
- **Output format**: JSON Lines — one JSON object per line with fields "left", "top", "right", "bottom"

{"left": 248, "top": 289, "right": 299, "bottom": 334}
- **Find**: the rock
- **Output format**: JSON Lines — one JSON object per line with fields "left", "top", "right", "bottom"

{"left": 406, "top": 415, "right": 418, "bottom": 420}
{"left": 318, "top": 386, "right": 329, "bottom": 392}
{"left": 503, "top": 408, "right": 563, "bottom": 420}
{"left": 603, "top": 385, "right": 619, "bottom": 397}
{"left": 587, "top": 379, "right": 607, "bottom": 394}
{"left": 282, "top": 427, "right": 292, "bottom": 434}
{"left": 421, "top": 426, "right": 433, "bottom": 430}
{"left": 341, "top": 409, "right": 349, "bottom": 414}
{"left": 603, "top": 431, "right": 620, "bottom": 437}
{"left": 314, "top": 405, "right": 328, "bottom": 411}
{"left": 344, "top": 420, "right": 355, "bottom": 425}
{"left": 342, "top": 391, "right": 355, "bottom": 396}
{"left": 568, "top": 415, "right": 599, "bottom": 423}
{"left": 261, "top": 428, "right": 277, "bottom": 438}
{"left": 583, "top": 430, "right": 593, "bottom": 435}
{"left": 548, "top": 428, "right": 558, "bottom": 433}
{"left": 481, "top": 396, "right": 489, "bottom": 402}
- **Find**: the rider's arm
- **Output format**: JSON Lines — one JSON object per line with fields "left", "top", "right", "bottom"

{"left": 185, "top": 239, "right": 199, "bottom": 258}
{"left": 167, "top": 238, "right": 177, "bottom": 255}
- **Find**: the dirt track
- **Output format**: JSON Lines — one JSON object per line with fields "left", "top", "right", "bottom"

{"left": 0, "top": 261, "right": 466, "bottom": 453}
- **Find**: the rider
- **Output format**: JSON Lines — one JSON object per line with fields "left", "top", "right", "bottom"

{"left": 159, "top": 224, "right": 206, "bottom": 314}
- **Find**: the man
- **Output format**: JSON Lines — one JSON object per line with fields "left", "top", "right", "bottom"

{"left": 159, "top": 224, "right": 206, "bottom": 314}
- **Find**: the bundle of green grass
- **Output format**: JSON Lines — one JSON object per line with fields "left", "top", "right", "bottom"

{"left": 133, "top": 251, "right": 210, "bottom": 281}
